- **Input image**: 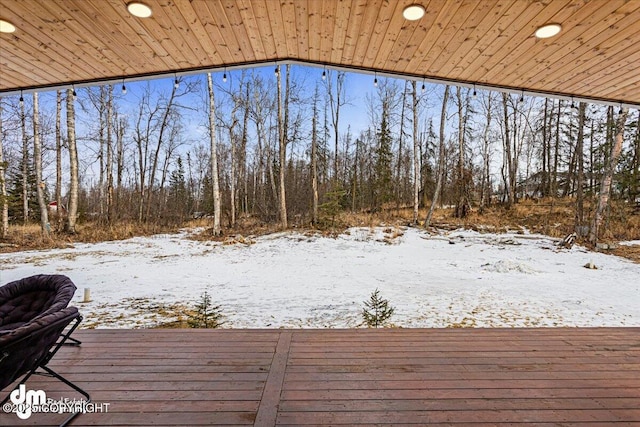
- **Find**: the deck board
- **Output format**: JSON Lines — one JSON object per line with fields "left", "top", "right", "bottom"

{"left": 0, "top": 328, "right": 638, "bottom": 426}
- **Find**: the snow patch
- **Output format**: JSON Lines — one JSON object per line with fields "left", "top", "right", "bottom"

{"left": 482, "top": 260, "right": 538, "bottom": 274}
{"left": 1, "top": 227, "right": 638, "bottom": 329}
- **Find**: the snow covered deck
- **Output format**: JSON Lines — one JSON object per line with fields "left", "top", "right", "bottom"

{"left": 2, "top": 327, "right": 639, "bottom": 426}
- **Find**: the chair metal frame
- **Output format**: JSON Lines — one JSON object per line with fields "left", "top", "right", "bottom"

{"left": 1, "top": 309, "right": 90, "bottom": 427}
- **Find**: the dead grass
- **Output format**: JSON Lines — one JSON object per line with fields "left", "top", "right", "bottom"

{"left": 0, "top": 221, "right": 180, "bottom": 254}
{"left": 2, "top": 198, "right": 639, "bottom": 262}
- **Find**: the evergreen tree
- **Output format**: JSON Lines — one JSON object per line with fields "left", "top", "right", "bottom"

{"left": 319, "top": 184, "right": 347, "bottom": 228}
{"left": 7, "top": 162, "right": 38, "bottom": 222}
{"left": 168, "top": 156, "right": 188, "bottom": 220}
{"left": 374, "top": 113, "right": 393, "bottom": 210}
{"left": 362, "top": 288, "right": 395, "bottom": 328}
{"left": 187, "top": 291, "right": 223, "bottom": 328}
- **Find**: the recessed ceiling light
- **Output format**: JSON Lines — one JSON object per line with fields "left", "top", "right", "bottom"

{"left": 403, "top": 5, "right": 426, "bottom": 21}
{"left": 127, "top": 2, "right": 152, "bottom": 18}
{"left": 0, "top": 19, "right": 16, "bottom": 33}
{"left": 535, "top": 23, "right": 562, "bottom": 39}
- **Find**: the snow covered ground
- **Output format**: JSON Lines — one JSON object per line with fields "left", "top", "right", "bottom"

{"left": 1, "top": 226, "right": 639, "bottom": 329}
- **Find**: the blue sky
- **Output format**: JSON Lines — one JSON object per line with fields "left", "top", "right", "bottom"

{"left": 7, "top": 64, "right": 451, "bottom": 186}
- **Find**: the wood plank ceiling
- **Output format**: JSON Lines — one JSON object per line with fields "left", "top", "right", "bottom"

{"left": 0, "top": 0, "right": 639, "bottom": 107}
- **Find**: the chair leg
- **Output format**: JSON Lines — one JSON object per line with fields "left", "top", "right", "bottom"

{"left": 1, "top": 314, "right": 88, "bottom": 426}
{"left": 40, "top": 365, "right": 91, "bottom": 427}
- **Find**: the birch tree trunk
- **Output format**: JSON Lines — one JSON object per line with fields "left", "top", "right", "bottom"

{"left": 501, "top": 93, "right": 514, "bottom": 207}
{"left": 0, "top": 98, "right": 8, "bottom": 238}
{"left": 396, "top": 80, "right": 408, "bottom": 208}
{"left": 454, "top": 86, "right": 470, "bottom": 218}
{"left": 207, "top": 73, "right": 222, "bottom": 235}
{"left": 589, "top": 108, "right": 629, "bottom": 246}
{"left": 425, "top": 85, "right": 449, "bottom": 227}
{"left": 240, "top": 81, "right": 250, "bottom": 215}
{"left": 311, "top": 85, "right": 319, "bottom": 224}
{"left": 277, "top": 64, "right": 288, "bottom": 229}
{"left": 575, "top": 102, "right": 586, "bottom": 231}
{"left": 479, "top": 92, "right": 494, "bottom": 212}
{"left": 106, "top": 86, "right": 114, "bottom": 224}
{"left": 66, "top": 88, "right": 79, "bottom": 233}
{"left": 411, "top": 81, "right": 419, "bottom": 224}
{"left": 55, "top": 91, "right": 63, "bottom": 231}
{"left": 229, "top": 103, "right": 238, "bottom": 227}
{"left": 541, "top": 98, "right": 549, "bottom": 197}
{"left": 33, "top": 92, "right": 50, "bottom": 238}
{"left": 632, "top": 110, "right": 640, "bottom": 201}
{"left": 98, "top": 88, "right": 105, "bottom": 218}
{"left": 21, "top": 96, "right": 28, "bottom": 224}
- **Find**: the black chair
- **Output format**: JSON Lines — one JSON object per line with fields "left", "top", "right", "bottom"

{"left": 0, "top": 274, "right": 77, "bottom": 331}
{"left": 0, "top": 275, "right": 89, "bottom": 426}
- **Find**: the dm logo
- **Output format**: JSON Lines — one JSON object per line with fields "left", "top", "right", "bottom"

{"left": 10, "top": 384, "right": 46, "bottom": 420}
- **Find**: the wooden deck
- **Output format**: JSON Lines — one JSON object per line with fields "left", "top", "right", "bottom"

{"left": 1, "top": 328, "right": 639, "bottom": 426}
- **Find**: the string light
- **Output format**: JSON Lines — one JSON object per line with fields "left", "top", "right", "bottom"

{"left": 373, "top": 72, "right": 378, "bottom": 88}
{"left": 174, "top": 74, "right": 179, "bottom": 89}
{"left": 223, "top": 67, "right": 227, "bottom": 83}
{"left": 619, "top": 103, "right": 623, "bottom": 114}
{"left": 122, "top": 78, "right": 127, "bottom": 95}
{"left": 473, "top": 84, "right": 477, "bottom": 98}
{"left": 519, "top": 90, "right": 524, "bottom": 103}
{"left": 421, "top": 78, "right": 425, "bottom": 94}
{"left": 19, "top": 90, "right": 23, "bottom": 107}
{"left": 322, "top": 68, "right": 326, "bottom": 81}
{"left": 72, "top": 85, "right": 77, "bottom": 100}
{"left": 274, "top": 64, "right": 279, "bottom": 76}
{"left": 571, "top": 97, "right": 575, "bottom": 109}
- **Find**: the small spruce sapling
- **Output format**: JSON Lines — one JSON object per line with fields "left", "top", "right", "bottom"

{"left": 362, "top": 288, "right": 395, "bottom": 328}
{"left": 187, "top": 291, "right": 224, "bottom": 328}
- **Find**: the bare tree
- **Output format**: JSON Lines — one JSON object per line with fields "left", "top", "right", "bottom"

{"left": 228, "top": 100, "right": 239, "bottom": 227}
{"left": 106, "top": 86, "right": 114, "bottom": 223}
{"left": 411, "top": 81, "right": 420, "bottom": 224}
{"left": 325, "top": 70, "right": 347, "bottom": 182}
{"left": 207, "top": 73, "right": 222, "bottom": 235}
{"left": 21, "top": 95, "right": 28, "bottom": 224}
{"left": 0, "top": 98, "right": 8, "bottom": 238}
{"left": 479, "top": 91, "right": 495, "bottom": 212}
{"left": 33, "top": 92, "right": 50, "bottom": 238}
{"left": 66, "top": 88, "right": 79, "bottom": 233}
{"left": 145, "top": 81, "right": 179, "bottom": 220}
{"left": 501, "top": 93, "right": 515, "bottom": 206}
{"left": 454, "top": 86, "right": 471, "bottom": 218}
{"left": 425, "top": 85, "right": 450, "bottom": 227}
{"left": 311, "top": 84, "right": 320, "bottom": 224}
{"left": 575, "top": 102, "right": 586, "bottom": 232}
{"left": 114, "top": 110, "right": 126, "bottom": 218}
{"left": 55, "top": 91, "right": 63, "bottom": 231}
{"left": 590, "top": 108, "right": 629, "bottom": 245}
{"left": 276, "top": 64, "right": 289, "bottom": 228}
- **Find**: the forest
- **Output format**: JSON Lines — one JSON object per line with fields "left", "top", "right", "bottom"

{"left": 0, "top": 65, "right": 638, "bottom": 246}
